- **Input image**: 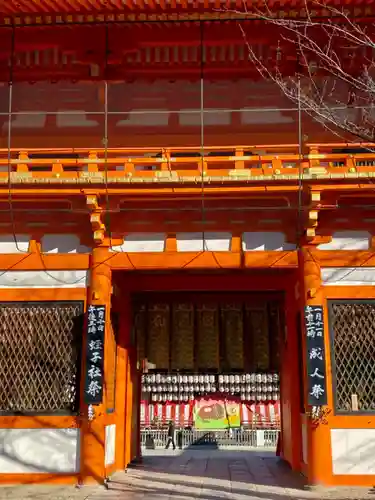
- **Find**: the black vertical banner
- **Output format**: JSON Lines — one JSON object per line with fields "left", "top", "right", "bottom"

{"left": 84, "top": 305, "right": 106, "bottom": 405}
{"left": 304, "top": 305, "right": 328, "bottom": 406}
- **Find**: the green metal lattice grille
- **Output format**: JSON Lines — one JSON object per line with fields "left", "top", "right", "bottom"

{"left": 330, "top": 301, "right": 375, "bottom": 413}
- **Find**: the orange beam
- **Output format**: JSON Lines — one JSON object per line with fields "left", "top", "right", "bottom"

{"left": 313, "top": 250, "right": 375, "bottom": 267}
{"left": 0, "top": 250, "right": 375, "bottom": 272}
{"left": 108, "top": 250, "right": 298, "bottom": 270}
{"left": 0, "top": 253, "right": 90, "bottom": 270}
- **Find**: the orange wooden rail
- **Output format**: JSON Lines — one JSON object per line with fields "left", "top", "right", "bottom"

{"left": 0, "top": 143, "right": 374, "bottom": 182}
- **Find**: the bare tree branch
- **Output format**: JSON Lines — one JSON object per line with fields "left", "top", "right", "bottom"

{"left": 232, "top": 2, "right": 375, "bottom": 144}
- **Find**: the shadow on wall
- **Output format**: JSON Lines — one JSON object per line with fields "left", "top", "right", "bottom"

{"left": 242, "top": 232, "right": 296, "bottom": 251}
{"left": 0, "top": 428, "right": 80, "bottom": 474}
{"left": 0, "top": 418, "right": 105, "bottom": 485}
{"left": 331, "top": 429, "right": 375, "bottom": 476}
{"left": 41, "top": 234, "right": 91, "bottom": 254}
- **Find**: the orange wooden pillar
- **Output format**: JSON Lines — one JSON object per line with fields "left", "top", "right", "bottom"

{"left": 280, "top": 278, "right": 303, "bottom": 471}
{"left": 298, "top": 246, "right": 332, "bottom": 485}
{"left": 112, "top": 291, "right": 126, "bottom": 471}
{"left": 80, "top": 245, "right": 112, "bottom": 484}
{"left": 130, "top": 348, "right": 139, "bottom": 463}
{"left": 135, "top": 367, "right": 142, "bottom": 461}
{"left": 113, "top": 287, "right": 137, "bottom": 470}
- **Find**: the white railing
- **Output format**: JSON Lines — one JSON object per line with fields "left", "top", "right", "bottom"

{"left": 141, "top": 428, "right": 279, "bottom": 449}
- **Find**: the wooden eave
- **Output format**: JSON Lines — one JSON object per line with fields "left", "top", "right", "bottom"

{"left": 1, "top": 1, "right": 375, "bottom": 26}
{"left": 0, "top": 20, "right": 368, "bottom": 82}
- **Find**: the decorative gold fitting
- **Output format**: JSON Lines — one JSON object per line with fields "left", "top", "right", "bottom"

{"left": 94, "top": 228, "right": 105, "bottom": 244}
{"left": 90, "top": 213, "right": 102, "bottom": 231}
{"left": 311, "top": 191, "right": 321, "bottom": 202}
{"left": 86, "top": 195, "right": 99, "bottom": 210}
{"left": 306, "top": 228, "right": 316, "bottom": 240}
{"left": 308, "top": 288, "right": 317, "bottom": 299}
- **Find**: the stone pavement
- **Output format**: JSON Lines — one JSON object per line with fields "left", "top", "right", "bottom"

{"left": 0, "top": 448, "right": 374, "bottom": 500}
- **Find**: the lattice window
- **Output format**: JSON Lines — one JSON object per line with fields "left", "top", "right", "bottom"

{"left": 330, "top": 301, "right": 375, "bottom": 413}
{"left": 0, "top": 302, "right": 83, "bottom": 414}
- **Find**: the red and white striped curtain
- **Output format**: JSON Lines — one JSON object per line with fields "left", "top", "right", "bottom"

{"left": 140, "top": 400, "right": 280, "bottom": 428}
{"left": 141, "top": 400, "right": 195, "bottom": 427}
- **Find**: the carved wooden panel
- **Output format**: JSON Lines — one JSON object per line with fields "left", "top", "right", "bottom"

{"left": 134, "top": 304, "right": 146, "bottom": 363}
{"left": 147, "top": 303, "right": 170, "bottom": 370}
{"left": 134, "top": 304, "right": 147, "bottom": 362}
{"left": 171, "top": 303, "right": 194, "bottom": 370}
{"left": 268, "top": 303, "right": 281, "bottom": 371}
{"left": 246, "top": 305, "right": 270, "bottom": 371}
{"left": 196, "top": 303, "right": 219, "bottom": 370}
{"left": 221, "top": 303, "right": 244, "bottom": 370}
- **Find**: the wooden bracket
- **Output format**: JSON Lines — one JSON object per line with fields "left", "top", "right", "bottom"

{"left": 306, "top": 190, "right": 321, "bottom": 241}
{"left": 86, "top": 195, "right": 99, "bottom": 210}
{"left": 86, "top": 195, "right": 105, "bottom": 244}
{"left": 311, "top": 191, "right": 321, "bottom": 203}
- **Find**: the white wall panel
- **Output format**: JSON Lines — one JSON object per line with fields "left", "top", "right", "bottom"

{"left": 105, "top": 424, "right": 116, "bottom": 467}
{"left": 111, "top": 233, "right": 166, "bottom": 253}
{"left": 41, "top": 234, "right": 91, "bottom": 254}
{"left": 331, "top": 429, "right": 375, "bottom": 475}
{"left": 241, "top": 110, "right": 294, "bottom": 124}
{"left": 176, "top": 232, "right": 232, "bottom": 252}
{"left": 0, "top": 235, "right": 30, "bottom": 253}
{"left": 318, "top": 231, "right": 371, "bottom": 250}
{"left": 0, "top": 429, "right": 80, "bottom": 473}
{"left": 56, "top": 112, "right": 97, "bottom": 128}
{"left": 242, "top": 232, "right": 296, "bottom": 251}
{"left": 322, "top": 267, "right": 375, "bottom": 287}
{"left": 0, "top": 270, "right": 88, "bottom": 288}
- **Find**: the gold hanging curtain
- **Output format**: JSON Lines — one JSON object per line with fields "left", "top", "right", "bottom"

{"left": 171, "top": 302, "right": 194, "bottom": 370}
{"left": 196, "top": 302, "right": 219, "bottom": 370}
{"left": 221, "top": 303, "right": 244, "bottom": 370}
{"left": 147, "top": 303, "right": 170, "bottom": 370}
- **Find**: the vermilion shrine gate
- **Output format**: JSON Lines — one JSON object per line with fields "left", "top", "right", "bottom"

{"left": 0, "top": 0, "right": 374, "bottom": 489}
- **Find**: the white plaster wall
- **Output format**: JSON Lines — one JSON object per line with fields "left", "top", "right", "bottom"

{"left": 111, "top": 233, "right": 166, "bottom": 253}
{"left": 241, "top": 110, "right": 294, "bottom": 124}
{"left": 0, "top": 235, "right": 30, "bottom": 253}
{"left": 331, "top": 429, "right": 375, "bottom": 475}
{"left": 179, "top": 112, "right": 231, "bottom": 126}
{"left": 242, "top": 232, "right": 296, "bottom": 251}
{"left": 41, "top": 234, "right": 91, "bottom": 254}
{"left": 317, "top": 231, "right": 371, "bottom": 250}
{"left": 0, "top": 270, "right": 88, "bottom": 288}
{"left": 0, "top": 428, "right": 80, "bottom": 473}
{"left": 118, "top": 113, "right": 169, "bottom": 126}
{"left": 56, "top": 112, "right": 97, "bottom": 128}
{"left": 322, "top": 267, "right": 375, "bottom": 286}
{"left": 176, "top": 232, "right": 232, "bottom": 252}
{"left": 105, "top": 424, "right": 116, "bottom": 467}
{"left": 5, "top": 114, "right": 46, "bottom": 129}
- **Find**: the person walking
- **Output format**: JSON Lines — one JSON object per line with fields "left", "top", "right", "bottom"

{"left": 165, "top": 420, "right": 176, "bottom": 450}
